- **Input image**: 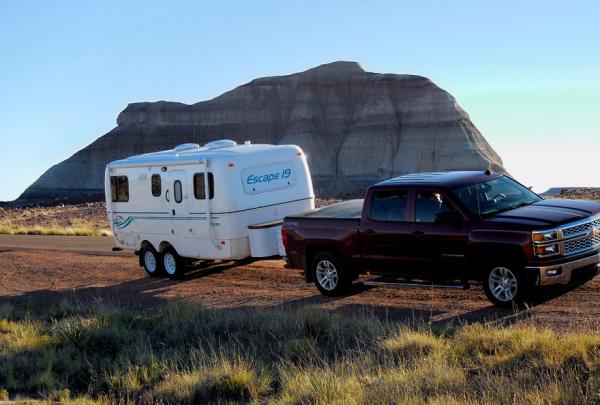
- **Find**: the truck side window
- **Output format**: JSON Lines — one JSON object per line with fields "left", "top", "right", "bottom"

{"left": 151, "top": 174, "right": 161, "bottom": 197}
{"left": 416, "top": 191, "right": 452, "bottom": 222}
{"left": 370, "top": 191, "right": 408, "bottom": 221}
{"left": 110, "top": 176, "right": 129, "bottom": 202}
{"left": 174, "top": 180, "right": 182, "bottom": 203}
{"left": 193, "top": 173, "right": 214, "bottom": 200}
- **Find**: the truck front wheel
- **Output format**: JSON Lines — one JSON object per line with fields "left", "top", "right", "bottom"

{"left": 311, "top": 252, "right": 352, "bottom": 296}
{"left": 483, "top": 264, "right": 531, "bottom": 308}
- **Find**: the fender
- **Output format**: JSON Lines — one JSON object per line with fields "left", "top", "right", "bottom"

{"left": 467, "top": 229, "right": 533, "bottom": 281}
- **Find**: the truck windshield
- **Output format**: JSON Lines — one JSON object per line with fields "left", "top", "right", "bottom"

{"left": 452, "top": 175, "right": 541, "bottom": 218}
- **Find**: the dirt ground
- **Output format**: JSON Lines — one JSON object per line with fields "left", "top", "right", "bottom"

{"left": 1, "top": 247, "right": 599, "bottom": 332}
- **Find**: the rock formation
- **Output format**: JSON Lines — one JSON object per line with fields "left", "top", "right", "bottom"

{"left": 18, "top": 61, "right": 504, "bottom": 203}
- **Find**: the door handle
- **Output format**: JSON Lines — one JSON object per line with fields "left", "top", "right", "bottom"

{"left": 363, "top": 229, "right": 376, "bottom": 235}
{"left": 165, "top": 190, "right": 170, "bottom": 202}
{"left": 412, "top": 230, "right": 425, "bottom": 237}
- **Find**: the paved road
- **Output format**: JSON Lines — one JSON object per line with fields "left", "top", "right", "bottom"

{"left": 0, "top": 234, "right": 131, "bottom": 255}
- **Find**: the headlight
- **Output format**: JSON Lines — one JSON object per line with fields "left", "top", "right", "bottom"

{"left": 532, "top": 230, "right": 558, "bottom": 242}
{"left": 532, "top": 229, "right": 561, "bottom": 257}
{"left": 534, "top": 244, "right": 560, "bottom": 257}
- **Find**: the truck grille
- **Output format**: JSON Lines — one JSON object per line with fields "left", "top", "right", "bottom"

{"left": 564, "top": 233, "right": 600, "bottom": 255}
{"left": 562, "top": 217, "right": 600, "bottom": 237}
{"left": 561, "top": 216, "right": 600, "bottom": 256}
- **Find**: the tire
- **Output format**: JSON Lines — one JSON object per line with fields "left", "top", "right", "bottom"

{"left": 482, "top": 264, "right": 531, "bottom": 308}
{"left": 311, "top": 252, "right": 352, "bottom": 296}
{"left": 162, "top": 247, "right": 184, "bottom": 279}
{"left": 140, "top": 245, "right": 163, "bottom": 277}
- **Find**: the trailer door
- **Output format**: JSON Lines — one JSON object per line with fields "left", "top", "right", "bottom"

{"left": 166, "top": 170, "right": 192, "bottom": 254}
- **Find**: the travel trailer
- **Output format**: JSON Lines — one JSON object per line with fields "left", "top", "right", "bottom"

{"left": 105, "top": 140, "right": 314, "bottom": 278}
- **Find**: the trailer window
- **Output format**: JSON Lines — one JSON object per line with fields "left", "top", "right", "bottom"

{"left": 110, "top": 176, "right": 129, "bottom": 202}
{"left": 174, "top": 180, "right": 183, "bottom": 203}
{"left": 193, "top": 173, "right": 214, "bottom": 199}
{"left": 151, "top": 174, "right": 161, "bottom": 197}
{"left": 369, "top": 191, "right": 408, "bottom": 222}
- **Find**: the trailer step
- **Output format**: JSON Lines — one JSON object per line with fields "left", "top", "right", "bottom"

{"left": 362, "top": 278, "right": 470, "bottom": 290}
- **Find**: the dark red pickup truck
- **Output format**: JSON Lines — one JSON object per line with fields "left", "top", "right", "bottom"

{"left": 281, "top": 171, "right": 600, "bottom": 307}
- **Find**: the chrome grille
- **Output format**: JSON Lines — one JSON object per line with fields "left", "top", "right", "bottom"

{"left": 562, "top": 217, "right": 600, "bottom": 237}
{"left": 564, "top": 233, "right": 600, "bottom": 256}
{"left": 533, "top": 214, "right": 600, "bottom": 258}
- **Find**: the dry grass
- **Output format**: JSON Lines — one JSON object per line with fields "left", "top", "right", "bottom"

{"left": 0, "top": 202, "right": 111, "bottom": 237}
{"left": 0, "top": 224, "right": 111, "bottom": 237}
{"left": 0, "top": 299, "right": 599, "bottom": 403}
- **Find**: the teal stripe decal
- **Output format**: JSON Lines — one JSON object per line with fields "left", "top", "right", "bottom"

{"left": 113, "top": 215, "right": 219, "bottom": 229}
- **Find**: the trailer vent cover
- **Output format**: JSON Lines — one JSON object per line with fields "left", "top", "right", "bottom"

{"left": 204, "top": 139, "right": 237, "bottom": 149}
{"left": 175, "top": 143, "right": 200, "bottom": 152}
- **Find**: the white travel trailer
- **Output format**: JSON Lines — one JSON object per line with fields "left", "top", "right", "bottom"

{"left": 105, "top": 140, "right": 314, "bottom": 278}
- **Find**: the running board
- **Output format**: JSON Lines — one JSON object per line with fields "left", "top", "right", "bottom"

{"left": 362, "top": 278, "right": 470, "bottom": 290}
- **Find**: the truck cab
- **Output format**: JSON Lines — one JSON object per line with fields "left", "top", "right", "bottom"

{"left": 282, "top": 171, "right": 600, "bottom": 307}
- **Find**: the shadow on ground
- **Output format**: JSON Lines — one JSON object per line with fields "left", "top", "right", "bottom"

{"left": 0, "top": 258, "right": 590, "bottom": 329}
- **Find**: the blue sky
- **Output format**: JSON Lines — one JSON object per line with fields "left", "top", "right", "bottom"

{"left": 1, "top": 0, "right": 598, "bottom": 201}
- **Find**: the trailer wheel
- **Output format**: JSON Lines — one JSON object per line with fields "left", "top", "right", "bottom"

{"left": 311, "top": 252, "right": 352, "bottom": 296}
{"left": 482, "top": 263, "right": 531, "bottom": 308}
{"left": 162, "top": 247, "right": 184, "bottom": 279}
{"left": 140, "top": 245, "right": 163, "bottom": 277}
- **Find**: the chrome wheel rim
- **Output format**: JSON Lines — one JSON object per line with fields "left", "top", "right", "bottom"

{"left": 316, "top": 259, "right": 338, "bottom": 291}
{"left": 144, "top": 251, "right": 157, "bottom": 273}
{"left": 164, "top": 252, "right": 177, "bottom": 275}
{"left": 489, "top": 267, "right": 518, "bottom": 302}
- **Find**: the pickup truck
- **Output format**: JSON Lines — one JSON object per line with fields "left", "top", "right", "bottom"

{"left": 281, "top": 171, "right": 600, "bottom": 307}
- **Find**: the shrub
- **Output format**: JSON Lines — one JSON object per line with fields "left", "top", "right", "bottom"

{"left": 151, "top": 358, "right": 272, "bottom": 403}
{"left": 0, "top": 300, "right": 599, "bottom": 403}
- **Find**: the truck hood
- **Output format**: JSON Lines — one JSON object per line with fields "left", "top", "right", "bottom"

{"left": 487, "top": 199, "right": 600, "bottom": 228}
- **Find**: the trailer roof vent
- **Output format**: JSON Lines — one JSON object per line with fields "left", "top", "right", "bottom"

{"left": 174, "top": 143, "right": 200, "bottom": 153}
{"left": 204, "top": 139, "right": 237, "bottom": 149}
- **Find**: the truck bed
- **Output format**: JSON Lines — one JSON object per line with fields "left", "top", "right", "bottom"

{"left": 287, "top": 199, "right": 364, "bottom": 220}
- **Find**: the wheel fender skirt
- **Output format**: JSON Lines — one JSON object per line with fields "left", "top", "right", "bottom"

{"left": 525, "top": 267, "right": 541, "bottom": 286}
{"left": 304, "top": 268, "right": 313, "bottom": 283}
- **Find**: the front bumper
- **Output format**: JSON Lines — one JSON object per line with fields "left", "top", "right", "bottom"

{"left": 527, "top": 252, "right": 600, "bottom": 286}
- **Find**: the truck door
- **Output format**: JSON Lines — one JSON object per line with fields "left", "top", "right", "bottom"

{"left": 359, "top": 189, "right": 416, "bottom": 275}
{"left": 410, "top": 190, "right": 469, "bottom": 279}
{"left": 166, "top": 170, "right": 191, "bottom": 252}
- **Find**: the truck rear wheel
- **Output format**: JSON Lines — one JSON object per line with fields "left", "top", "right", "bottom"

{"left": 483, "top": 264, "right": 530, "bottom": 308}
{"left": 311, "top": 252, "right": 352, "bottom": 296}
{"left": 140, "top": 245, "right": 163, "bottom": 277}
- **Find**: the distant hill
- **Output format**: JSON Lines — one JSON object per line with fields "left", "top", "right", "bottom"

{"left": 18, "top": 61, "right": 504, "bottom": 203}
{"left": 542, "top": 187, "right": 600, "bottom": 200}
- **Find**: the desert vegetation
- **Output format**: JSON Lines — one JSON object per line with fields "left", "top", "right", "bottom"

{"left": 558, "top": 188, "right": 600, "bottom": 201}
{"left": 0, "top": 299, "right": 599, "bottom": 404}
{"left": 0, "top": 202, "right": 111, "bottom": 237}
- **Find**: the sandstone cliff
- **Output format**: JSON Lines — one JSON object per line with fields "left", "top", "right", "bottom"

{"left": 18, "top": 61, "right": 504, "bottom": 202}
